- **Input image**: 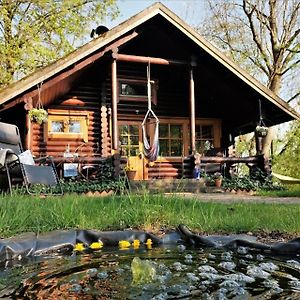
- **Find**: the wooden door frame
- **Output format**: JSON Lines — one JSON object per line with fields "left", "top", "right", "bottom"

{"left": 118, "top": 120, "right": 147, "bottom": 180}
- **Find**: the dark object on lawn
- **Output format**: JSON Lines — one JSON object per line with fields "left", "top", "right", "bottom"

{"left": 0, "top": 121, "right": 62, "bottom": 195}
{"left": 177, "top": 224, "right": 300, "bottom": 255}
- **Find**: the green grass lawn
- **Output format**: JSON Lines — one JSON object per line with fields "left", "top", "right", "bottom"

{"left": 0, "top": 193, "right": 300, "bottom": 238}
{"left": 257, "top": 185, "right": 300, "bottom": 197}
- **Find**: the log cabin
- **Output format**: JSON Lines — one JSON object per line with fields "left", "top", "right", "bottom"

{"left": 0, "top": 3, "right": 299, "bottom": 181}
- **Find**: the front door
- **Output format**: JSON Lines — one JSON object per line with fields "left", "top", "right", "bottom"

{"left": 119, "top": 122, "right": 145, "bottom": 180}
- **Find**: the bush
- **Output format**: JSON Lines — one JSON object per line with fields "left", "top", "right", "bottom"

{"left": 222, "top": 170, "right": 284, "bottom": 192}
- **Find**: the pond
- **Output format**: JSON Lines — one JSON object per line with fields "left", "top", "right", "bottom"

{"left": 0, "top": 244, "right": 300, "bottom": 299}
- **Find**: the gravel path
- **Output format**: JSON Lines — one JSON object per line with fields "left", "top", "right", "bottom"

{"left": 166, "top": 192, "right": 300, "bottom": 204}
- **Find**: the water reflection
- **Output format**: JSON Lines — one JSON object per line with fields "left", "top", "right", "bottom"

{"left": 0, "top": 246, "right": 299, "bottom": 299}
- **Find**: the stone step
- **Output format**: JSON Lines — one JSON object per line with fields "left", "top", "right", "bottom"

{"left": 128, "top": 178, "right": 223, "bottom": 194}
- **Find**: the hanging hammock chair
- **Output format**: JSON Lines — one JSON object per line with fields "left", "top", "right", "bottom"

{"left": 141, "top": 62, "right": 159, "bottom": 162}
{"left": 272, "top": 172, "right": 300, "bottom": 184}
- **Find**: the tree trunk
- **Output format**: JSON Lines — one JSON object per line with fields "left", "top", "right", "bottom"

{"left": 262, "top": 126, "right": 275, "bottom": 157}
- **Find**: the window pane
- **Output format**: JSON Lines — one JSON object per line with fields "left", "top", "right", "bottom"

{"left": 171, "top": 140, "right": 182, "bottom": 156}
{"left": 170, "top": 125, "right": 182, "bottom": 138}
{"left": 159, "top": 125, "right": 168, "bottom": 138}
{"left": 202, "top": 126, "right": 213, "bottom": 139}
{"left": 196, "top": 140, "right": 206, "bottom": 154}
{"left": 120, "top": 136, "right": 128, "bottom": 146}
{"left": 120, "top": 83, "right": 147, "bottom": 96}
{"left": 129, "top": 125, "right": 139, "bottom": 135}
{"left": 159, "top": 139, "right": 168, "bottom": 156}
{"left": 69, "top": 121, "right": 81, "bottom": 133}
{"left": 130, "top": 136, "right": 139, "bottom": 146}
{"left": 120, "top": 146, "right": 128, "bottom": 157}
{"left": 130, "top": 146, "right": 139, "bottom": 156}
{"left": 119, "top": 125, "right": 128, "bottom": 135}
{"left": 51, "top": 121, "right": 64, "bottom": 132}
{"left": 195, "top": 125, "right": 201, "bottom": 138}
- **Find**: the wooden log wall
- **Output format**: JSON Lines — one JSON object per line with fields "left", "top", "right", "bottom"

{"left": 31, "top": 81, "right": 104, "bottom": 160}
{"left": 105, "top": 62, "right": 189, "bottom": 118}
{"left": 147, "top": 157, "right": 194, "bottom": 179}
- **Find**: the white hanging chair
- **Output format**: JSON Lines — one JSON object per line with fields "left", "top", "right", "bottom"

{"left": 141, "top": 62, "right": 159, "bottom": 162}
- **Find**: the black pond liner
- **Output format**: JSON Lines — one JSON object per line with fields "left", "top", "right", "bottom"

{"left": 0, "top": 225, "right": 299, "bottom": 299}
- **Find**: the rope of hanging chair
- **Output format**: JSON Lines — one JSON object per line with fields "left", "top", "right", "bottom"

{"left": 141, "top": 60, "right": 159, "bottom": 162}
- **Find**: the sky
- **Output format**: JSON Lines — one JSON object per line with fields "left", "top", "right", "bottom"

{"left": 104, "top": 0, "right": 206, "bottom": 29}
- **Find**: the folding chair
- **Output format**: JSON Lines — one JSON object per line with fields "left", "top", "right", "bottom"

{"left": 0, "top": 121, "right": 63, "bottom": 195}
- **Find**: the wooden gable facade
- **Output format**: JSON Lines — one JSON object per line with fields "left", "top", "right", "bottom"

{"left": 0, "top": 3, "right": 299, "bottom": 181}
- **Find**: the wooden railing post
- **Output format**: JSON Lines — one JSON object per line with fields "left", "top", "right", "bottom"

{"left": 189, "top": 65, "right": 196, "bottom": 154}
{"left": 111, "top": 51, "right": 118, "bottom": 151}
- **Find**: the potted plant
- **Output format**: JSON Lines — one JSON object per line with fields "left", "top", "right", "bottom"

{"left": 28, "top": 108, "right": 48, "bottom": 124}
{"left": 125, "top": 164, "right": 136, "bottom": 180}
{"left": 255, "top": 125, "right": 268, "bottom": 137}
{"left": 212, "top": 172, "right": 223, "bottom": 188}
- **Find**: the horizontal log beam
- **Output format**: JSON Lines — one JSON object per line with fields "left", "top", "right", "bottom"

{"left": 200, "top": 156, "right": 261, "bottom": 164}
{"left": 52, "top": 157, "right": 106, "bottom": 164}
{"left": 112, "top": 53, "right": 192, "bottom": 66}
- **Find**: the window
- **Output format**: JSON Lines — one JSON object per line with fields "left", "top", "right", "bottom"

{"left": 47, "top": 113, "right": 89, "bottom": 142}
{"left": 118, "top": 78, "right": 157, "bottom": 104}
{"left": 159, "top": 124, "right": 183, "bottom": 156}
{"left": 195, "top": 124, "right": 214, "bottom": 154}
{"left": 119, "top": 125, "right": 140, "bottom": 156}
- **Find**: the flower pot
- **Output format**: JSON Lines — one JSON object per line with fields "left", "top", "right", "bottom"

{"left": 214, "top": 178, "right": 222, "bottom": 188}
{"left": 28, "top": 108, "right": 48, "bottom": 125}
{"left": 126, "top": 170, "right": 136, "bottom": 180}
{"left": 255, "top": 126, "right": 268, "bottom": 137}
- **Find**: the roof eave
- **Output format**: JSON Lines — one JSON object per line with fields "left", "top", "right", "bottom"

{"left": 0, "top": 3, "right": 163, "bottom": 106}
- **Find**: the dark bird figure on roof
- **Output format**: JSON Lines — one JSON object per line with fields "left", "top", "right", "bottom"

{"left": 90, "top": 25, "right": 109, "bottom": 38}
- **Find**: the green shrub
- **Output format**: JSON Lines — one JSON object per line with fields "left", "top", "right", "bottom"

{"left": 222, "top": 170, "right": 284, "bottom": 192}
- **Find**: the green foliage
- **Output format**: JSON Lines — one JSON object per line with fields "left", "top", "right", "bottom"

{"left": 0, "top": 0, "right": 119, "bottom": 87}
{"left": 222, "top": 170, "right": 284, "bottom": 192}
{"left": 58, "top": 180, "right": 123, "bottom": 194}
{"left": 93, "top": 157, "right": 115, "bottom": 181}
{"left": 257, "top": 185, "right": 300, "bottom": 197}
{"left": 28, "top": 108, "right": 48, "bottom": 124}
{"left": 12, "top": 179, "right": 124, "bottom": 195}
{"left": 273, "top": 121, "right": 300, "bottom": 178}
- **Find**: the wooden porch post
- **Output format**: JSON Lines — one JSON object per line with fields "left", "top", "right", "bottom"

{"left": 189, "top": 65, "right": 196, "bottom": 154}
{"left": 111, "top": 54, "right": 118, "bottom": 151}
{"left": 25, "top": 114, "right": 32, "bottom": 150}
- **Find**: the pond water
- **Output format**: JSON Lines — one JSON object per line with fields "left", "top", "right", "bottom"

{"left": 0, "top": 245, "right": 299, "bottom": 299}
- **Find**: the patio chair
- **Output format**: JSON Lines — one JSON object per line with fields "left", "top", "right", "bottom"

{"left": 0, "top": 121, "right": 62, "bottom": 195}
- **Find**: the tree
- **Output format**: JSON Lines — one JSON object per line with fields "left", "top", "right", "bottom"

{"left": 196, "top": 0, "right": 300, "bottom": 156}
{"left": 272, "top": 121, "right": 300, "bottom": 178}
{"left": 0, "top": 0, "right": 119, "bottom": 88}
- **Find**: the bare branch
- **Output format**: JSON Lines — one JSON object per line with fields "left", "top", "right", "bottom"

{"left": 287, "top": 92, "right": 300, "bottom": 103}
{"left": 282, "top": 2, "right": 300, "bottom": 48}
{"left": 268, "top": 0, "right": 281, "bottom": 61}
{"left": 242, "top": 0, "right": 272, "bottom": 73}
{"left": 283, "top": 44, "right": 300, "bottom": 66}
{"left": 280, "top": 58, "right": 300, "bottom": 76}
{"left": 287, "top": 48, "right": 300, "bottom": 53}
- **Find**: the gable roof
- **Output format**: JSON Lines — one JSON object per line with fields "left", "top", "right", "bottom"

{"left": 0, "top": 2, "right": 299, "bottom": 121}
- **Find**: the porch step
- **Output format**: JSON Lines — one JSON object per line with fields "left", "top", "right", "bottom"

{"left": 128, "top": 178, "right": 214, "bottom": 194}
